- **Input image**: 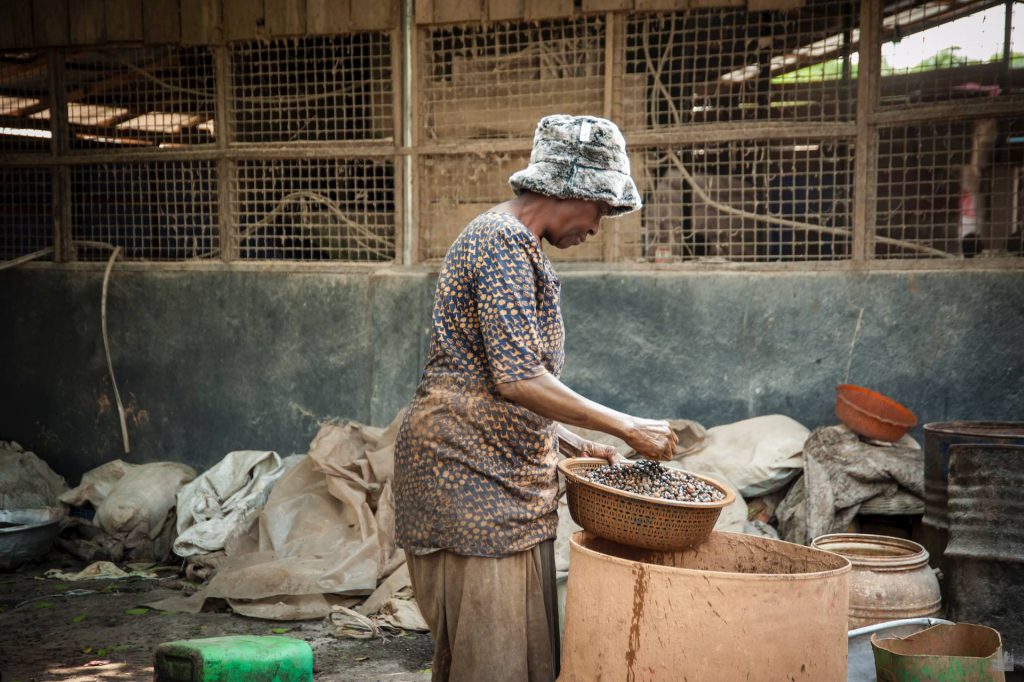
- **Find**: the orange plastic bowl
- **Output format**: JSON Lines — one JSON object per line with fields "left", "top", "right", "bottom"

{"left": 835, "top": 384, "right": 917, "bottom": 442}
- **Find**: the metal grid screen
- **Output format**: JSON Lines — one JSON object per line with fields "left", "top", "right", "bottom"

{"left": 879, "top": 3, "right": 1018, "bottom": 108}
{"left": 640, "top": 139, "right": 853, "bottom": 262}
{"left": 0, "top": 166, "right": 52, "bottom": 260}
{"left": 0, "top": 52, "right": 52, "bottom": 154}
{"left": 63, "top": 47, "right": 216, "bottom": 150}
{"left": 233, "top": 158, "right": 395, "bottom": 261}
{"left": 70, "top": 161, "right": 218, "bottom": 260}
{"left": 622, "top": 6, "right": 857, "bottom": 129}
{"left": 422, "top": 18, "right": 605, "bottom": 141}
{"left": 876, "top": 116, "right": 1024, "bottom": 258}
{"left": 230, "top": 34, "right": 393, "bottom": 143}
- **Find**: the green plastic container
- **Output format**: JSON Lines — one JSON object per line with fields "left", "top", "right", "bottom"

{"left": 154, "top": 635, "right": 314, "bottom": 682}
{"left": 871, "top": 623, "right": 1006, "bottom": 682}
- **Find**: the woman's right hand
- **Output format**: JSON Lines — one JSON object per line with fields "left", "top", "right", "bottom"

{"left": 622, "top": 418, "right": 678, "bottom": 461}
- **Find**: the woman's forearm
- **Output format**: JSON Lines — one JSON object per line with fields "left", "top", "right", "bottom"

{"left": 496, "top": 372, "right": 633, "bottom": 439}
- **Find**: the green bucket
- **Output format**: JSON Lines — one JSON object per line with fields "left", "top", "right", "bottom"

{"left": 871, "top": 623, "right": 1006, "bottom": 682}
{"left": 154, "top": 635, "right": 314, "bottom": 682}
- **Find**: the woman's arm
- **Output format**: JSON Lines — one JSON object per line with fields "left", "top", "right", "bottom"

{"left": 496, "top": 371, "right": 678, "bottom": 461}
{"left": 553, "top": 423, "right": 628, "bottom": 465}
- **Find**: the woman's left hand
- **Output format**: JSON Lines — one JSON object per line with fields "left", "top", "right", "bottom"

{"left": 581, "top": 441, "right": 629, "bottom": 466}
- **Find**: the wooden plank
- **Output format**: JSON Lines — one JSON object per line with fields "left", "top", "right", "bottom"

{"left": 415, "top": 0, "right": 433, "bottom": 24}
{"left": 636, "top": 0, "right": 689, "bottom": 9}
{"left": 71, "top": 0, "right": 105, "bottom": 44}
{"left": 265, "top": 0, "right": 306, "bottom": 35}
{"left": 747, "top": 0, "right": 803, "bottom": 10}
{"left": 487, "top": 0, "right": 523, "bottom": 20}
{"left": 180, "top": 0, "right": 221, "bottom": 44}
{"left": 33, "top": 0, "right": 70, "bottom": 46}
{"left": 524, "top": 0, "right": 572, "bottom": 19}
{"left": 433, "top": 0, "right": 482, "bottom": 24}
{"left": 0, "top": 0, "right": 35, "bottom": 49}
{"left": 142, "top": 0, "right": 181, "bottom": 43}
{"left": 351, "top": 0, "right": 397, "bottom": 30}
{"left": 582, "top": 0, "right": 631, "bottom": 11}
{"left": 307, "top": 0, "right": 349, "bottom": 34}
{"left": 852, "top": 0, "right": 880, "bottom": 263}
{"left": 105, "top": 0, "right": 143, "bottom": 41}
{"left": 223, "top": 0, "right": 264, "bottom": 41}
{"left": 689, "top": 0, "right": 739, "bottom": 8}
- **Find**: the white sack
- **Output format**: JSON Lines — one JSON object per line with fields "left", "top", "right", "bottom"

{"left": 676, "top": 415, "right": 808, "bottom": 497}
{"left": 59, "top": 459, "right": 138, "bottom": 508}
{"left": 95, "top": 462, "right": 196, "bottom": 542}
{"left": 173, "top": 450, "right": 291, "bottom": 558}
{"left": 0, "top": 441, "right": 66, "bottom": 508}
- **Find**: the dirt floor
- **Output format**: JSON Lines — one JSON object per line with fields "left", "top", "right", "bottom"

{"left": 0, "top": 555, "right": 433, "bottom": 681}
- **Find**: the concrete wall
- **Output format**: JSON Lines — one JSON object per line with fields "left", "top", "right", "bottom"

{"left": 2, "top": 267, "right": 1022, "bottom": 482}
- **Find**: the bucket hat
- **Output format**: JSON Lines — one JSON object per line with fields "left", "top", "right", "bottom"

{"left": 509, "top": 114, "right": 641, "bottom": 217}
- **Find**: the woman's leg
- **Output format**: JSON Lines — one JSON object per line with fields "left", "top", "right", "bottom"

{"left": 407, "top": 543, "right": 558, "bottom": 682}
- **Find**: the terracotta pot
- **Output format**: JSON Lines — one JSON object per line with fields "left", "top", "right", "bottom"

{"left": 811, "top": 533, "right": 941, "bottom": 630}
{"left": 559, "top": 531, "right": 850, "bottom": 681}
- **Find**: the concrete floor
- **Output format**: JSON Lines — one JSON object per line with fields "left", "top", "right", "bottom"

{"left": 0, "top": 556, "right": 433, "bottom": 681}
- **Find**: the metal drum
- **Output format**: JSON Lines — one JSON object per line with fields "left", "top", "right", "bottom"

{"left": 922, "top": 422, "right": 1024, "bottom": 571}
{"left": 946, "top": 443, "right": 1024, "bottom": 675}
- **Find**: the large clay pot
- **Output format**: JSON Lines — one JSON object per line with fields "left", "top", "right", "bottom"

{"left": 559, "top": 531, "right": 850, "bottom": 681}
{"left": 811, "top": 533, "right": 941, "bottom": 630}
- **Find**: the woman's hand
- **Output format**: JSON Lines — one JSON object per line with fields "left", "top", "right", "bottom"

{"left": 622, "top": 418, "right": 678, "bottom": 461}
{"left": 580, "top": 441, "right": 629, "bottom": 467}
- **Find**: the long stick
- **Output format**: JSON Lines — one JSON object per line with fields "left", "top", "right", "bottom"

{"left": 102, "top": 246, "right": 131, "bottom": 454}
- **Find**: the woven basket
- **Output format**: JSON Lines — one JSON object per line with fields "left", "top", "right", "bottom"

{"left": 558, "top": 457, "right": 734, "bottom": 551}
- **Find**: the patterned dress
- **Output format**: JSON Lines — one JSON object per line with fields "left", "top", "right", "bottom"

{"left": 394, "top": 211, "right": 565, "bottom": 557}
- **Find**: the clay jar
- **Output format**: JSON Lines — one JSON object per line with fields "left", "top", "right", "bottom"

{"left": 811, "top": 533, "right": 941, "bottom": 630}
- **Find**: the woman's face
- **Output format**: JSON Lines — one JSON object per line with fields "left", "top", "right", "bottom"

{"left": 544, "top": 199, "right": 611, "bottom": 249}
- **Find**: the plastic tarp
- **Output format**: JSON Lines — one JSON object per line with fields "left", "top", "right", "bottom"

{"left": 0, "top": 441, "right": 66, "bottom": 509}
{"left": 173, "top": 450, "right": 297, "bottom": 558}
{"left": 150, "top": 412, "right": 414, "bottom": 622}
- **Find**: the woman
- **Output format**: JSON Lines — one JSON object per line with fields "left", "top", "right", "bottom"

{"left": 394, "top": 115, "right": 678, "bottom": 682}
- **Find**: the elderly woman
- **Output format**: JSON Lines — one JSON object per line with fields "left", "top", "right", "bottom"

{"left": 394, "top": 115, "right": 678, "bottom": 682}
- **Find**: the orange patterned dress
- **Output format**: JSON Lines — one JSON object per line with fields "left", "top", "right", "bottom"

{"left": 394, "top": 211, "right": 565, "bottom": 557}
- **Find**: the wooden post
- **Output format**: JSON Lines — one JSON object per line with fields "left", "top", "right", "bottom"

{"left": 214, "top": 45, "right": 236, "bottom": 262}
{"left": 852, "top": 0, "right": 880, "bottom": 263}
{"left": 603, "top": 12, "right": 618, "bottom": 263}
{"left": 392, "top": 25, "right": 405, "bottom": 264}
{"left": 48, "top": 50, "right": 71, "bottom": 262}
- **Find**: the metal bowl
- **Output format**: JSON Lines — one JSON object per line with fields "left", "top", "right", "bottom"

{"left": 0, "top": 508, "right": 65, "bottom": 571}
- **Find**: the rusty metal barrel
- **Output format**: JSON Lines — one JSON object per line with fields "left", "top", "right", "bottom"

{"left": 946, "top": 442, "right": 1024, "bottom": 676}
{"left": 922, "top": 422, "right": 1024, "bottom": 571}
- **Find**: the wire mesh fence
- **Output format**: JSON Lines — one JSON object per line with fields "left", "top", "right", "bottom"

{"left": 0, "top": 52, "right": 52, "bottom": 154}
{"left": 62, "top": 46, "right": 216, "bottom": 150}
{"left": 622, "top": 5, "right": 857, "bottom": 130}
{"left": 875, "top": 115, "right": 1024, "bottom": 258}
{"left": 638, "top": 138, "right": 854, "bottom": 262}
{"left": 233, "top": 158, "right": 395, "bottom": 261}
{"left": 70, "top": 160, "right": 218, "bottom": 260}
{"left": 0, "top": 166, "right": 52, "bottom": 260}
{"left": 421, "top": 17, "right": 605, "bottom": 141}
{"left": 879, "top": 3, "right": 1017, "bottom": 109}
{"left": 230, "top": 34, "right": 393, "bottom": 143}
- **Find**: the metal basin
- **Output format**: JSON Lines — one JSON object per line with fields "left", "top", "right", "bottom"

{"left": 847, "top": 617, "right": 952, "bottom": 682}
{"left": 0, "top": 508, "right": 64, "bottom": 570}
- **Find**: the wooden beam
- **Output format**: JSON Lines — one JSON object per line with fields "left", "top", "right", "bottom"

{"left": 105, "top": 0, "right": 144, "bottom": 42}
{"left": 351, "top": 0, "right": 397, "bottom": 30}
{"left": 180, "top": 0, "right": 221, "bottom": 44}
{"left": 142, "top": 0, "right": 182, "bottom": 44}
{"left": 33, "top": 0, "right": 70, "bottom": 46}
{"left": 0, "top": 0, "right": 35, "bottom": 50}
{"left": 307, "top": 0, "right": 350, "bottom": 35}
{"left": 582, "top": 0, "right": 631, "bottom": 11}
{"left": 265, "top": 0, "right": 306, "bottom": 36}
{"left": 487, "top": 0, "right": 523, "bottom": 21}
{"left": 433, "top": 0, "right": 482, "bottom": 24}
{"left": 223, "top": 0, "right": 264, "bottom": 41}
{"left": 525, "top": 0, "right": 572, "bottom": 19}
{"left": 71, "top": 0, "right": 107, "bottom": 45}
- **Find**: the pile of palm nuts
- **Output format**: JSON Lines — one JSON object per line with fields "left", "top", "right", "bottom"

{"left": 584, "top": 460, "right": 725, "bottom": 503}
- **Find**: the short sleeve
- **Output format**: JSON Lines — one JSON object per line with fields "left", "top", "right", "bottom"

{"left": 475, "top": 226, "right": 547, "bottom": 385}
